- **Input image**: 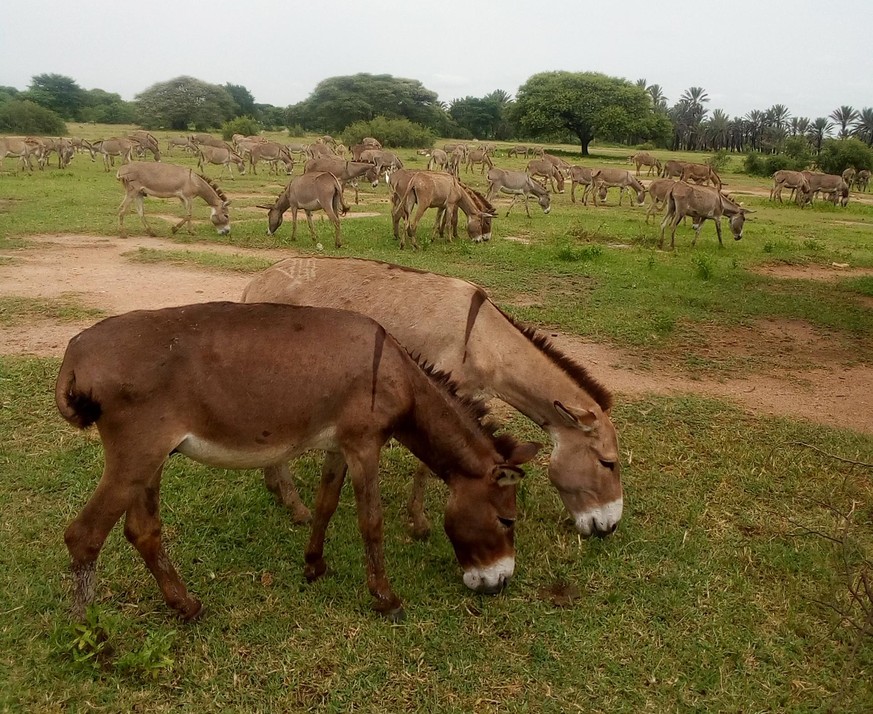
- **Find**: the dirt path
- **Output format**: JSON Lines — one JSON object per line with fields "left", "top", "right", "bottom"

{"left": 2, "top": 234, "right": 871, "bottom": 435}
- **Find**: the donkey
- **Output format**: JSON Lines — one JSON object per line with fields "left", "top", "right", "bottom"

{"left": 242, "top": 257, "right": 622, "bottom": 538}
{"left": 166, "top": 136, "right": 198, "bottom": 155}
{"left": 591, "top": 168, "right": 646, "bottom": 206}
{"left": 802, "top": 171, "right": 850, "bottom": 206}
{"left": 645, "top": 178, "right": 678, "bottom": 223}
{"left": 465, "top": 148, "right": 494, "bottom": 174}
{"left": 681, "top": 163, "right": 722, "bottom": 190}
{"left": 427, "top": 148, "right": 448, "bottom": 171}
{"left": 527, "top": 158, "right": 565, "bottom": 193}
{"left": 57, "top": 302, "right": 540, "bottom": 620}
{"left": 0, "top": 137, "right": 38, "bottom": 172}
{"left": 568, "top": 166, "right": 595, "bottom": 204}
{"left": 248, "top": 141, "right": 295, "bottom": 175}
{"left": 197, "top": 145, "right": 246, "bottom": 179}
{"left": 855, "top": 169, "right": 871, "bottom": 192}
{"left": 486, "top": 168, "right": 551, "bottom": 217}
{"left": 507, "top": 145, "right": 529, "bottom": 159}
{"left": 659, "top": 181, "right": 749, "bottom": 249}
{"left": 630, "top": 151, "right": 662, "bottom": 176}
{"left": 397, "top": 171, "right": 496, "bottom": 249}
{"left": 95, "top": 138, "right": 137, "bottom": 171}
{"left": 660, "top": 159, "right": 687, "bottom": 179}
{"left": 259, "top": 171, "right": 348, "bottom": 247}
{"left": 128, "top": 131, "right": 161, "bottom": 161}
{"left": 770, "top": 170, "right": 810, "bottom": 205}
{"left": 116, "top": 162, "right": 231, "bottom": 238}
{"left": 303, "top": 157, "right": 380, "bottom": 204}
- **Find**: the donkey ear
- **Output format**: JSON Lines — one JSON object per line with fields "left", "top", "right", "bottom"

{"left": 554, "top": 401, "right": 598, "bottom": 432}
{"left": 495, "top": 465, "right": 525, "bottom": 487}
{"left": 256, "top": 204, "right": 274, "bottom": 210}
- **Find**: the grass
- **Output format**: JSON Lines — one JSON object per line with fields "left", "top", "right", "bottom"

{"left": 1, "top": 356, "right": 871, "bottom": 711}
{"left": 2, "top": 127, "right": 873, "bottom": 711}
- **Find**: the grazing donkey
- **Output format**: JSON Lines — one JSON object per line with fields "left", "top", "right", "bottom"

{"left": 486, "top": 168, "right": 551, "bottom": 217}
{"left": 526, "top": 158, "right": 565, "bottom": 193}
{"left": 242, "top": 257, "right": 622, "bottom": 538}
{"left": 57, "top": 302, "right": 539, "bottom": 620}
{"left": 197, "top": 145, "right": 246, "bottom": 179}
{"left": 590, "top": 168, "right": 646, "bottom": 206}
{"left": 659, "top": 181, "right": 749, "bottom": 249}
{"left": 116, "top": 161, "right": 231, "bottom": 237}
{"left": 259, "top": 172, "right": 349, "bottom": 247}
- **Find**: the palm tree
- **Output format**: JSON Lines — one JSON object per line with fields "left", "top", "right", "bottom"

{"left": 635, "top": 78, "right": 648, "bottom": 90}
{"left": 768, "top": 104, "right": 791, "bottom": 130}
{"left": 807, "top": 117, "right": 834, "bottom": 154}
{"left": 703, "top": 109, "right": 730, "bottom": 150}
{"left": 830, "top": 105, "right": 859, "bottom": 139}
{"left": 647, "top": 84, "right": 667, "bottom": 112}
{"left": 745, "top": 109, "right": 766, "bottom": 151}
{"left": 852, "top": 107, "right": 873, "bottom": 146}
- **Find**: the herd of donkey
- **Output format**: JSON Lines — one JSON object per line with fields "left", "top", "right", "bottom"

{"left": 2, "top": 130, "right": 871, "bottom": 252}
{"left": 1, "top": 129, "right": 868, "bottom": 619}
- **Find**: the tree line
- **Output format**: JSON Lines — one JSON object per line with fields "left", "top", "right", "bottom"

{"left": 2, "top": 71, "right": 871, "bottom": 162}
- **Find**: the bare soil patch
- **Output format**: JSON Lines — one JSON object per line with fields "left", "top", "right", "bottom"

{"left": 2, "top": 234, "right": 872, "bottom": 435}
{"left": 752, "top": 262, "right": 873, "bottom": 282}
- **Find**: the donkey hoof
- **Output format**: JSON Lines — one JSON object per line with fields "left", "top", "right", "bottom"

{"left": 409, "top": 522, "right": 431, "bottom": 541}
{"left": 304, "top": 558, "right": 327, "bottom": 582}
{"left": 177, "top": 597, "right": 204, "bottom": 622}
{"left": 291, "top": 506, "right": 312, "bottom": 525}
{"left": 373, "top": 600, "right": 405, "bottom": 623}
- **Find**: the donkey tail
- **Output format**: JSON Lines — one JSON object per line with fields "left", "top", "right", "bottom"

{"left": 55, "top": 354, "right": 101, "bottom": 429}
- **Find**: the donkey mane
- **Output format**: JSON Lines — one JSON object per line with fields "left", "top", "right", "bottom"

{"left": 493, "top": 306, "right": 613, "bottom": 412}
{"left": 458, "top": 181, "right": 496, "bottom": 214}
{"left": 412, "top": 356, "right": 521, "bottom": 460}
{"left": 199, "top": 173, "right": 227, "bottom": 202}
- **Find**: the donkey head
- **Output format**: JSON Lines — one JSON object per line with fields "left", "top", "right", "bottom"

{"left": 210, "top": 201, "right": 232, "bottom": 235}
{"left": 443, "top": 441, "right": 539, "bottom": 594}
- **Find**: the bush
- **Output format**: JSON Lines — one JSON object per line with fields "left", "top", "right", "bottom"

{"left": 817, "top": 138, "right": 873, "bottom": 174}
{"left": 342, "top": 116, "right": 436, "bottom": 149}
{"left": 707, "top": 149, "right": 731, "bottom": 173}
{"left": 221, "top": 116, "right": 261, "bottom": 140}
{"left": 743, "top": 150, "right": 809, "bottom": 177}
{"left": 0, "top": 99, "right": 66, "bottom": 134}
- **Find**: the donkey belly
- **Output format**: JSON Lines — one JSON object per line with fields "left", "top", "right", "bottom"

{"left": 175, "top": 426, "right": 338, "bottom": 469}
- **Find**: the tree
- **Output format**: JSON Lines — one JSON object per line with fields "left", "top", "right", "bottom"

{"left": 80, "top": 88, "right": 137, "bottom": 124}
{"left": 807, "top": 117, "right": 833, "bottom": 154}
{"left": 852, "top": 107, "right": 873, "bottom": 146}
{"left": 224, "top": 83, "right": 256, "bottom": 117}
{"left": 647, "top": 84, "right": 668, "bottom": 113}
{"left": 511, "top": 71, "right": 659, "bottom": 155}
{"left": 287, "top": 74, "right": 443, "bottom": 134}
{"left": 25, "top": 73, "right": 86, "bottom": 120}
{"left": 830, "top": 105, "right": 859, "bottom": 139}
{"left": 134, "top": 76, "right": 237, "bottom": 130}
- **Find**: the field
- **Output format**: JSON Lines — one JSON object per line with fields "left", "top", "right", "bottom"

{"left": 1, "top": 126, "right": 872, "bottom": 712}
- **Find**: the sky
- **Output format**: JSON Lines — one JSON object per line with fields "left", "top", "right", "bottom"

{"left": 2, "top": 0, "right": 872, "bottom": 122}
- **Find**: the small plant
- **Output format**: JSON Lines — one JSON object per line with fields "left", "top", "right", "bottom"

{"left": 803, "top": 239, "right": 824, "bottom": 252}
{"left": 115, "top": 630, "right": 176, "bottom": 680}
{"left": 692, "top": 254, "right": 714, "bottom": 280}
{"left": 555, "top": 241, "right": 602, "bottom": 262}
{"left": 63, "top": 606, "right": 115, "bottom": 672}
{"left": 763, "top": 242, "right": 773, "bottom": 253}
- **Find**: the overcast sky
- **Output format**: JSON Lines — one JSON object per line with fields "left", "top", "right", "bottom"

{"left": 3, "top": 0, "right": 871, "bottom": 122}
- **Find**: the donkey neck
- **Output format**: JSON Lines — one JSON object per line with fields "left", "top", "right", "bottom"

{"left": 393, "top": 371, "right": 496, "bottom": 481}
{"left": 464, "top": 307, "right": 605, "bottom": 431}
{"left": 194, "top": 175, "right": 224, "bottom": 208}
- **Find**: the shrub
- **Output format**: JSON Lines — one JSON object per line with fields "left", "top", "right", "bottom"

{"left": 707, "top": 149, "right": 731, "bottom": 173}
{"left": 743, "top": 150, "right": 809, "bottom": 177}
{"left": 343, "top": 116, "right": 436, "bottom": 148}
{"left": 0, "top": 99, "right": 66, "bottom": 134}
{"left": 817, "top": 138, "right": 873, "bottom": 174}
{"left": 221, "top": 116, "right": 261, "bottom": 140}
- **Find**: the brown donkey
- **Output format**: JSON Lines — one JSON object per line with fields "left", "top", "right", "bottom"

{"left": 243, "top": 258, "right": 622, "bottom": 538}
{"left": 57, "top": 302, "right": 539, "bottom": 621}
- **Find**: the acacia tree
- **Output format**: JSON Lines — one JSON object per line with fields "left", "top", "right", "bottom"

{"left": 135, "top": 76, "right": 236, "bottom": 130}
{"left": 25, "top": 73, "right": 87, "bottom": 120}
{"left": 511, "top": 71, "right": 663, "bottom": 155}
{"left": 287, "top": 74, "right": 443, "bottom": 134}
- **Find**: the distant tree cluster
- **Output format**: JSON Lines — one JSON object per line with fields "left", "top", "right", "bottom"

{"left": 2, "top": 69, "right": 871, "bottom": 166}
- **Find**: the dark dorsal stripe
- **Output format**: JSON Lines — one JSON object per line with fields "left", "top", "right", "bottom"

{"left": 371, "top": 323, "right": 386, "bottom": 411}
{"left": 463, "top": 289, "right": 488, "bottom": 363}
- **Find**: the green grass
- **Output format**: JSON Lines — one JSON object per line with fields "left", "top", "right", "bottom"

{"left": 0, "top": 295, "right": 105, "bottom": 325}
{"left": 2, "top": 127, "right": 873, "bottom": 711}
{"left": 124, "top": 247, "right": 274, "bottom": 273}
{"left": 1, "top": 357, "right": 871, "bottom": 711}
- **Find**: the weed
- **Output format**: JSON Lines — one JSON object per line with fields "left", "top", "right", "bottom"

{"left": 62, "top": 606, "right": 115, "bottom": 672}
{"left": 692, "top": 254, "right": 714, "bottom": 280}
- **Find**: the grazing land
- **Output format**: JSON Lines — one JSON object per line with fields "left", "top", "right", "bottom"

{"left": 1, "top": 126, "right": 872, "bottom": 712}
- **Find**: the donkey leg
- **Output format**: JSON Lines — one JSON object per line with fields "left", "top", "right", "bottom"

{"left": 407, "top": 461, "right": 432, "bottom": 540}
{"left": 346, "top": 447, "right": 404, "bottom": 619}
{"left": 304, "top": 211, "right": 318, "bottom": 242}
{"left": 303, "top": 451, "right": 348, "bottom": 581}
{"left": 134, "top": 195, "right": 157, "bottom": 237}
{"left": 123, "top": 469, "right": 202, "bottom": 620}
{"left": 64, "top": 454, "right": 162, "bottom": 619}
{"left": 264, "top": 463, "right": 312, "bottom": 524}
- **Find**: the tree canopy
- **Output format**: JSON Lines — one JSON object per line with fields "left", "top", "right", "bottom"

{"left": 287, "top": 74, "right": 444, "bottom": 134}
{"left": 26, "top": 73, "right": 87, "bottom": 120}
{"left": 134, "top": 76, "right": 237, "bottom": 131}
{"left": 511, "top": 71, "right": 667, "bottom": 155}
